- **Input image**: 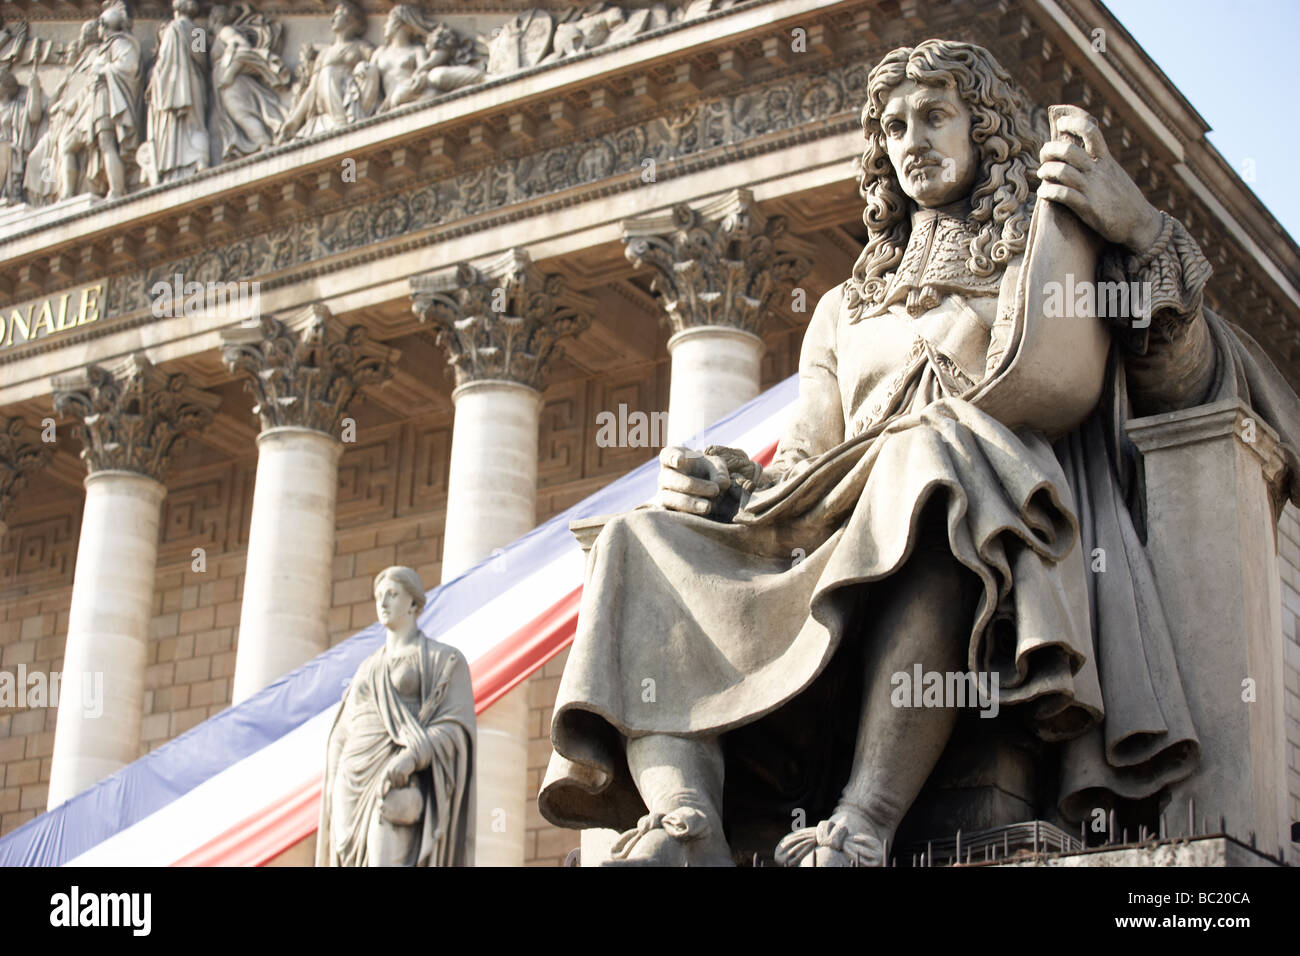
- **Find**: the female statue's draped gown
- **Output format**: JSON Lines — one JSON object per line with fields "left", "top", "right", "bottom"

{"left": 539, "top": 201, "right": 1300, "bottom": 849}
{"left": 318, "top": 635, "right": 475, "bottom": 867}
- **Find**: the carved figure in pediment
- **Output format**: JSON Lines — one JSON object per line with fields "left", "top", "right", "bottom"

{"left": 277, "top": 1, "right": 374, "bottom": 141}
{"left": 22, "top": 19, "right": 98, "bottom": 205}
{"left": 541, "top": 3, "right": 670, "bottom": 64}
{"left": 54, "top": 0, "right": 143, "bottom": 200}
{"left": 0, "top": 64, "right": 43, "bottom": 205}
{"left": 140, "top": 0, "right": 211, "bottom": 186}
{"left": 358, "top": 5, "right": 484, "bottom": 113}
{"left": 208, "top": 4, "right": 290, "bottom": 160}
{"left": 486, "top": 8, "right": 554, "bottom": 75}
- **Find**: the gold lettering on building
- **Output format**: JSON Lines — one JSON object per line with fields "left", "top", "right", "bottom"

{"left": 0, "top": 281, "right": 110, "bottom": 351}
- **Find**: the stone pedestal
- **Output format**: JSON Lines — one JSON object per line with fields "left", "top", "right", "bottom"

{"left": 1127, "top": 398, "right": 1291, "bottom": 861}
{"left": 665, "top": 326, "right": 763, "bottom": 446}
{"left": 232, "top": 427, "right": 343, "bottom": 704}
{"left": 48, "top": 471, "right": 166, "bottom": 808}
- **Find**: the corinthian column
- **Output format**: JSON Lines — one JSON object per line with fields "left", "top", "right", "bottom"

{"left": 623, "top": 189, "right": 813, "bottom": 445}
{"left": 221, "top": 305, "right": 398, "bottom": 704}
{"left": 412, "top": 249, "right": 590, "bottom": 866}
{"left": 48, "top": 355, "right": 219, "bottom": 808}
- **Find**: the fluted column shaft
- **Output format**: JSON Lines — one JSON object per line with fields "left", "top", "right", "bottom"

{"left": 233, "top": 427, "right": 342, "bottom": 702}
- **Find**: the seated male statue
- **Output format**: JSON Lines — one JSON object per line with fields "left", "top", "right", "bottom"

{"left": 539, "top": 38, "right": 1300, "bottom": 866}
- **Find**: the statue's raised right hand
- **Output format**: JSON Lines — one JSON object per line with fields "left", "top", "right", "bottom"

{"left": 655, "top": 446, "right": 731, "bottom": 516}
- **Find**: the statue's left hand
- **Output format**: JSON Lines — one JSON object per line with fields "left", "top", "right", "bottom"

{"left": 1037, "top": 104, "right": 1163, "bottom": 253}
{"left": 383, "top": 749, "right": 417, "bottom": 792}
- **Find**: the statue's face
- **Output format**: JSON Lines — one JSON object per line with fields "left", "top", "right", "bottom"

{"left": 385, "top": 9, "right": 403, "bottom": 39}
{"left": 332, "top": 4, "right": 359, "bottom": 35}
{"left": 100, "top": 5, "right": 126, "bottom": 34}
{"left": 880, "top": 79, "right": 978, "bottom": 209}
{"left": 375, "top": 578, "right": 416, "bottom": 633}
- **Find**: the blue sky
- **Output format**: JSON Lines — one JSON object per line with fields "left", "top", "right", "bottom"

{"left": 1106, "top": 0, "right": 1300, "bottom": 242}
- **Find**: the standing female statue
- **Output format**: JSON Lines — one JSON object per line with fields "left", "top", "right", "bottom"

{"left": 208, "top": 4, "right": 290, "bottom": 160}
{"left": 277, "top": 1, "right": 373, "bottom": 141}
{"left": 357, "top": 5, "right": 484, "bottom": 114}
{"left": 317, "top": 566, "right": 476, "bottom": 866}
{"left": 539, "top": 38, "right": 1300, "bottom": 866}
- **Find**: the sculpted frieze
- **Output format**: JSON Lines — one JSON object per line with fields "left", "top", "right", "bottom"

{"left": 103, "top": 56, "right": 870, "bottom": 320}
{"left": 0, "top": 0, "right": 737, "bottom": 208}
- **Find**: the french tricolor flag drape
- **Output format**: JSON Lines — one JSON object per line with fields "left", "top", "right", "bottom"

{"left": 0, "top": 376, "right": 798, "bottom": 867}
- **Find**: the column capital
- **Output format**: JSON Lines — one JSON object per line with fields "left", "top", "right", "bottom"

{"left": 0, "top": 417, "right": 55, "bottom": 535}
{"left": 51, "top": 353, "right": 220, "bottom": 484}
{"left": 410, "top": 248, "right": 593, "bottom": 392}
{"left": 220, "top": 303, "right": 401, "bottom": 435}
{"left": 622, "top": 188, "right": 814, "bottom": 337}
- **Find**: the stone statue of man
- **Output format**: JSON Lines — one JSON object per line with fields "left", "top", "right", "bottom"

{"left": 56, "top": 0, "right": 142, "bottom": 200}
{"left": 317, "top": 566, "right": 476, "bottom": 866}
{"left": 539, "top": 39, "right": 1300, "bottom": 866}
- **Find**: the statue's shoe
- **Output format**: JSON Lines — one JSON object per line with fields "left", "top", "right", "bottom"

{"left": 601, "top": 808, "right": 734, "bottom": 867}
{"left": 774, "top": 819, "right": 886, "bottom": 867}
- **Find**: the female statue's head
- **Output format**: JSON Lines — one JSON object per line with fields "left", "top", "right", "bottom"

{"left": 384, "top": 4, "right": 438, "bottom": 43}
{"left": 849, "top": 39, "right": 1041, "bottom": 315}
{"left": 331, "top": 1, "right": 366, "bottom": 39}
{"left": 373, "top": 566, "right": 427, "bottom": 632}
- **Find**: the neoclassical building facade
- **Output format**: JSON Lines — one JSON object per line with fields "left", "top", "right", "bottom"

{"left": 0, "top": 0, "right": 1297, "bottom": 865}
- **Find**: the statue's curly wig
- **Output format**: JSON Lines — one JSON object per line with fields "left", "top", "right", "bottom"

{"left": 848, "top": 39, "right": 1042, "bottom": 317}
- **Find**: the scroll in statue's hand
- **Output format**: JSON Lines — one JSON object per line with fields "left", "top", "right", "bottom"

{"left": 1037, "top": 104, "right": 1163, "bottom": 253}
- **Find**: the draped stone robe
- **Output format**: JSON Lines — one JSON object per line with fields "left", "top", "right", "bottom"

{"left": 317, "top": 635, "right": 476, "bottom": 867}
{"left": 539, "top": 203, "right": 1300, "bottom": 847}
{"left": 146, "top": 13, "right": 210, "bottom": 183}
